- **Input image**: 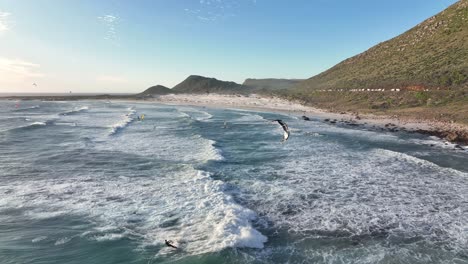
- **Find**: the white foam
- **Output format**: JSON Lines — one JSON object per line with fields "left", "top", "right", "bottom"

{"left": 194, "top": 111, "right": 213, "bottom": 121}
{"left": 92, "top": 233, "right": 124, "bottom": 242}
{"left": 54, "top": 122, "right": 78, "bottom": 127}
{"left": 99, "top": 120, "right": 224, "bottom": 163}
{"left": 178, "top": 111, "right": 191, "bottom": 119}
{"left": 24, "top": 105, "right": 40, "bottom": 110}
{"left": 235, "top": 113, "right": 266, "bottom": 123}
{"left": 0, "top": 167, "right": 266, "bottom": 255}
{"left": 109, "top": 108, "right": 136, "bottom": 135}
{"left": 59, "top": 106, "right": 89, "bottom": 116}
{"left": 55, "top": 237, "right": 72, "bottom": 246}
{"left": 31, "top": 121, "right": 46, "bottom": 126}
{"left": 178, "top": 109, "right": 213, "bottom": 121}
{"left": 207, "top": 139, "right": 225, "bottom": 161}
{"left": 411, "top": 136, "right": 467, "bottom": 150}
{"left": 32, "top": 236, "right": 48, "bottom": 243}
{"left": 229, "top": 139, "right": 468, "bottom": 253}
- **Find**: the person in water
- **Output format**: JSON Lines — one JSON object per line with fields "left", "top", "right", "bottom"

{"left": 165, "top": 240, "right": 178, "bottom": 249}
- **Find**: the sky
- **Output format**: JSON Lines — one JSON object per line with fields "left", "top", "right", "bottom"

{"left": 0, "top": 0, "right": 459, "bottom": 93}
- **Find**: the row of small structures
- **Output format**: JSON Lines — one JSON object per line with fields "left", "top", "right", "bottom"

{"left": 316, "top": 85, "right": 453, "bottom": 93}
{"left": 317, "top": 88, "right": 404, "bottom": 92}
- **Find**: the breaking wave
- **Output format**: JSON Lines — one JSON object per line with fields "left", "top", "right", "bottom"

{"left": 109, "top": 107, "right": 136, "bottom": 135}
{"left": 0, "top": 168, "right": 266, "bottom": 255}
{"left": 236, "top": 145, "right": 468, "bottom": 253}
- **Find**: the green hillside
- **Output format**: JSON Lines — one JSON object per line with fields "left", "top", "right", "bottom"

{"left": 139, "top": 85, "right": 173, "bottom": 95}
{"left": 243, "top": 78, "right": 304, "bottom": 92}
{"left": 172, "top": 75, "right": 249, "bottom": 94}
{"left": 295, "top": 0, "right": 467, "bottom": 92}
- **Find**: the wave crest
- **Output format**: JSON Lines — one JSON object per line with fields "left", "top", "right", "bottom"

{"left": 59, "top": 106, "right": 89, "bottom": 116}
{"left": 109, "top": 107, "right": 136, "bottom": 135}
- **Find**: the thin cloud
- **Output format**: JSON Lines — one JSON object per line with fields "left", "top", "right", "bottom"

{"left": 185, "top": 0, "right": 252, "bottom": 22}
{"left": 0, "top": 57, "right": 44, "bottom": 85}
{"left": 98, "top": 14, "right": 120, "bottom": 44}
{"left": 0, "top": 11, "right": 11, "bottom": 34}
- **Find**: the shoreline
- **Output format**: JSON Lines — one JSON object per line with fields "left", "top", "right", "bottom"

{"left": 3, "top": 93, "right": 468, "bottom": 146}
{"left": 150, "top": 94, "right": 468, "bottom": 147}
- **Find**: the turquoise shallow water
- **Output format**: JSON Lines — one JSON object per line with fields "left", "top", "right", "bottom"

{"left": 0, "top": 100, "right": 467, "bottom": 264}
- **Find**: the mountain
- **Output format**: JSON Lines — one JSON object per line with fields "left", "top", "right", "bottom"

{"left": 172, "top": 75, "right": 249, "bottom": 94}
{"left": 243, "top": 78, "right": 304, "bottom": 92}
{"left": 139, "top": 85, "right": 173, "bottom": 95}
{"left": 295, "top": 0, "right": 467, "bottom": 92}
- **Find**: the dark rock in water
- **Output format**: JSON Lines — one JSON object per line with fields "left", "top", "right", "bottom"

{"left": 330, "top": 120, "right": 337, "bottom": 124}
{"left": 302, "top": 115, "right": 311, "bottom": 121}
{"left": 430, "top": 144, "right": 435, "bottom": 147}
{"left": 324, "top": 119, "right": 330, "bottom": 122}
{"left": 454, "top": 144, "right": 464, "bottom": 150}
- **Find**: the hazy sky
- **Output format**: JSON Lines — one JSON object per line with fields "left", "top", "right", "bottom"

{"left": 0, "top": 0, "right": 458, "bottom": 93}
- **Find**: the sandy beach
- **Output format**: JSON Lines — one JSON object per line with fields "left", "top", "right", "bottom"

{"left": 151, "top": 93, "right": 468, "bottom": 146}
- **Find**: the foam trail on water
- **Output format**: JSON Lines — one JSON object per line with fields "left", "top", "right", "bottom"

{"left": 235, "top": 113, "right": 266, "bottom": 123}
{"left": 177, "top": 111, "right": 191, "bottom": 119}
{"left": 59, "top": 106, "right": 89, "bottom": 116}
{"left": 177, "top": 109, "right": 213, "bottom": 121}
{"left": 194, "top": 111, "right": 213, "bottom": 121}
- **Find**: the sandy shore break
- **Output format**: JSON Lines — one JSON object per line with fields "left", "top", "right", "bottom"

{"left": 151, "top": 93, "right": 468, "bottom": 146}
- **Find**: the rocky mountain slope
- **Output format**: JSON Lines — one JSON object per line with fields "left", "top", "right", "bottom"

{"left": 139, "top": 85, "right": 173, "bottom": 95}
{"left": 295, "top": 0, "right": 467, "bottom": 92}
{"left": 172, "top": 75, "right": 248, "bottom": 94}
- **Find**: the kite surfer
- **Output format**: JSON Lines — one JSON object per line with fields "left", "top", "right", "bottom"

{"left": 273, "top": 119, "right": 290, "bottom": 142}
{"left": 165, "top": 240, "right": 178, "bottom": 249}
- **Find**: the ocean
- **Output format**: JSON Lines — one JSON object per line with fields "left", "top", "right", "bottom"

{"left": 0, "top": 100, "right": 467, "bottom": 264}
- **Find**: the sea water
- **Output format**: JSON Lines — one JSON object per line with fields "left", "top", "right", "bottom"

{"left": 0, "top": 100, "right": 467, "bottom": 264}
